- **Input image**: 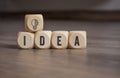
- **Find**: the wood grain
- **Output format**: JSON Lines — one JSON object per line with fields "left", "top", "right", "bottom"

{"left": 0, "top": 18, "right": 120, "bottom": 78}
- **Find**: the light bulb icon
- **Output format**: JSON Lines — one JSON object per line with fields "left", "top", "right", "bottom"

{"left": 31, "top": 19, "right": 39, "bottom": 30}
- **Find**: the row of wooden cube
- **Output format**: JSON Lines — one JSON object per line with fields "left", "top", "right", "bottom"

{"left": 17, "top": 31, "right": 87, "bottom": 49}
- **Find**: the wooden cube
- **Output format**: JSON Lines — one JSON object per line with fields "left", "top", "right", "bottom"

{"left": 52, "top": 31, "right": 68, "bottom": 49}
{"left": 17, "top": 32, "right": 34, "bottom": 49}
{"left": 69, "top": 31, "right": 87, "bottom": 48}
{"left": 35, "top": 31, "right": 52, "bottom": 49}
{"left": 25, "top": 14, "right": 43, "bottom": 32}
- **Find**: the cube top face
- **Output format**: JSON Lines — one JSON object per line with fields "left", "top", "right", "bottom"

{"left": 53, "top": 31, "right": 68, "bottom": 33}
{"left": 70, "top": 31, "right": 86, "bottom": 34}
{"left": 52, "top": 31, "right": 68, "bottom": 49}
{"left": 17, "top": 32, "right": 34, "bottom": 49}
{"left": 35, "top": 31, "right": 52, "bottom": 49}
{"left": 25, "top": 14, "right": 43, "bottom": 32}
{"left": 36, "top": 30, "right": 51, "bottom": 35}
{"left": 69, "top": 31, "right": 87, "bottom": 48}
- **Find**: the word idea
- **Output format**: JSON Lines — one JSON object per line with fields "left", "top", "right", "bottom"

{"left": 17, "top": 14, "right": 87, "bottom": 49}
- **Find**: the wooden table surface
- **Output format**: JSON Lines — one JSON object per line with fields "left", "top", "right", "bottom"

{"left": 0, "top": 17, "right": 120, "bottom": 78}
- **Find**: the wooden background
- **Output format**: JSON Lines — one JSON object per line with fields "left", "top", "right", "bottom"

{"left": 0, "top": 15, "right": 120, "bottom": 78}
{"left": 1, "top": 0, "right": 120, "bottom": 12}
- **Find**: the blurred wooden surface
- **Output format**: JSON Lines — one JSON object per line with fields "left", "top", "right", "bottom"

{"left": 1, "top": 0, "right": 120, "bottom": 12}
{"left": 0, "top": 17, "right": 120, "bottom": 78}
{"left": 2, "top": 11, "right": 120, "bottom": 21}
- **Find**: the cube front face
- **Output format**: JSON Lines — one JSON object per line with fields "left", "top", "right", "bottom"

{"left": 35, "top": 31, "right": 52, "bottom": 49}
{"left": 52, "top": 31, "right": 68, "bottom": 49}
{"left": 17, "top": 32, "right": 34, "bottom": 49}
{"left": 25, "top": 14, "right": 43, "bottom": 32}
{"left": 69, "top": 31, "right": 87, "bottom": 48}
